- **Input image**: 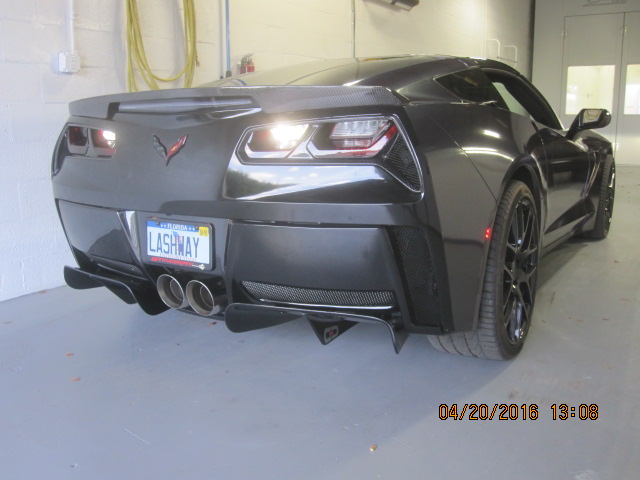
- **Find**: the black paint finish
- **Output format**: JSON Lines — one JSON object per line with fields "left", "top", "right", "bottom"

{"left": 51, "top": 55, "right": 613, "bottom": 351}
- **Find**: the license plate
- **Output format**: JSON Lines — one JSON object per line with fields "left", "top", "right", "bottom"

{"left": 145, "top": 219, "right": 212, "bottom": 270}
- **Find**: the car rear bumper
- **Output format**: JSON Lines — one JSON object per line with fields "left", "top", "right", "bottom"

{"left": 57, "top": 198, "right": 448, "bottom": 339}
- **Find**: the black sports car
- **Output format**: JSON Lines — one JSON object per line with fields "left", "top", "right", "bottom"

{"left": 52, "top": 55, "right": 615, "bottom": 359}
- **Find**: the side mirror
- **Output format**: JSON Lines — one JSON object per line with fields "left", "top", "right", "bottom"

{"left": 567, "top": 108, "right": 611, "bottom": 138}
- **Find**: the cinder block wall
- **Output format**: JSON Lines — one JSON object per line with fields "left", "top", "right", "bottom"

{"left": 0, "top": 0, "right": 533, "bottom": 302}
{"left": 0, "top": 0, "right": 219, "bottom": 302}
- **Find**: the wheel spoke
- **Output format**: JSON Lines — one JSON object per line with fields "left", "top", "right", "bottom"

{"left": 505, "top": 243, "right": 517, "bottom": 263}
{"left": 509, "top": 214, "right": 519, "bottom": 250}
{"left": 503, "top": 264, "right": 515, "bottom": 282}
{"left": 522, "top": 205, "right": 532, "bottom": 246}
{"left": 507, "top": 301, "right": 523, "bottom": 342}
{"left": 523, "top": 208, "right": 536, "bottom": 251}
{"left": 523, "top": 265, "right": 537, "bottom": 285}
{"left": 503, "top": 290, "right": 515, "bottom": 321}
{"left": 520, "top": 298, "right": 532, "bottom": 326}
{"left": 515, "top": 204, "right": 525, "bottom": 250}
{"left": 519, "top": 277, "right": 534, "bottom": 305}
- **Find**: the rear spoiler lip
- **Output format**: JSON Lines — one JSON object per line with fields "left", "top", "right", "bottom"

{"left": 69, "top": 85, "right": 406, "bottom": 119}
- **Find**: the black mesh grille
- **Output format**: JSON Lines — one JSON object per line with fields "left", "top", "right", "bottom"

{"left": 86, "top": 253, "right": 144, "bottom": 278}
{"left": 380, "top": 137, "right": 421, "bottom": 191}
{"left": 242, "top": 281, "right": 395, "bottom": 308}
{"left": 388, "top": 227, "right": 441, "bottom": 326}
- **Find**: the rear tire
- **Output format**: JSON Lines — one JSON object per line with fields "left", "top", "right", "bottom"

{"left": 428, "top": 181, "right": 539, "bottom": 360}
{"left": 585, "top": 157, "right": 615, "bottom": 240}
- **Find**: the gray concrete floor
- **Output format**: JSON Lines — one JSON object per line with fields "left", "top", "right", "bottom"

{"left": 1, "top": 167, "right": 639, "bottom": 480}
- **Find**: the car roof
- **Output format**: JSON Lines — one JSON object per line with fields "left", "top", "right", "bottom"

{"left": 202, "top": 55, "right": 519, "bottom": 90}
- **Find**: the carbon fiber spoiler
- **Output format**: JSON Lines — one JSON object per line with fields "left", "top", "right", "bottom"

{"left": 69, "top": 85, "right": 406, "bottom": 119}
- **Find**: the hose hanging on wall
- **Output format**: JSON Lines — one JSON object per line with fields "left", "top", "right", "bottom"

{"left": 126, "top": 0, "right": 198, "bottom": 91}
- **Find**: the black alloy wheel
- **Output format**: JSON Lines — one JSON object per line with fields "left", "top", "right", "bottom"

{"left": 477, "top": 180, "right": 539, "bottom": 359}
{"left": 427, "top": 180, "right": 539, "bottom": 359}
{"left": 586, "top": 157, "right": 615, "bottom": 239}
{"left": 501, "top": 190, "right": 538, "bottom": 346}
{"left": 604, "top": 165, "right": 615, "bottom": 229}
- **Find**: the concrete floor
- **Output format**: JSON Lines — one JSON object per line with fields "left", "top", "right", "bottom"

{"left": 1, "top": 167, "right": 639, "bottom": 480}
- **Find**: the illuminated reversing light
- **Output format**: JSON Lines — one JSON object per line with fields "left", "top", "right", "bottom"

{"left": 93, "top": 129, "right": 116, "bottom": 148}
{"left": 91, "top": 129, "right": 117, "bottom": 156}
{"left": 246, "top": 124, "right": 309, "bottom": 157}
{"left": 270, "top": 124, "right": 308, "bottom": 150}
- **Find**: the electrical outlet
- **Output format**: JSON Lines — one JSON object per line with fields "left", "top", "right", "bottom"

{"left": 58, "top": 52, "right": 81, "bottom": 73}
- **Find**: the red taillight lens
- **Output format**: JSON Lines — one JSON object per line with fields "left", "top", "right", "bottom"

{"left": 67, "top": 126, "right": 89, "bottom": 154}
{"left": 329, "top": 119, "right": 391, "bottom": 149}
{"left": 310, "top": 119, "right": 397, "bottom": 159}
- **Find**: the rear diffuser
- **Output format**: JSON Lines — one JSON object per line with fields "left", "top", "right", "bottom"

{"left": 224, "top": 303, "right": 407, "bottom": 353}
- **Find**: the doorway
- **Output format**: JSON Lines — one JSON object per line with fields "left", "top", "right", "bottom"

{"left": 561, "top": 12, "right": 640, "bottom": 165}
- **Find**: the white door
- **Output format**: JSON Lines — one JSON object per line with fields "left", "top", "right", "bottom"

{"left": 561, "top": 14, "right": 623, "bottom": 146}
{"left": 562, "top": 13, "right": 640, "bottom": 165}
{"left": 617, "top": 12, "right": 640, "bottom": 166}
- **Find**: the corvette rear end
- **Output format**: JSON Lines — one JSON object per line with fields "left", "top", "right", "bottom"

{"left": 52, "top": 84, "right": 451, "bottom": 353}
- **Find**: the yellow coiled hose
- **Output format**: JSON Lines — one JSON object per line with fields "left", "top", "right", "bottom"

{"left": 126, "top": 0, "right": 198, "bottom": 91}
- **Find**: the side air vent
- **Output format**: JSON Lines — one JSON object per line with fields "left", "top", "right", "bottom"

{"left": 388, "top": 226, "right": 441, "bottom": 326}
{"left": 242, "top": 281, "right": 395, "bottom": 310}
{"left": 380, "top": 136, "right": 421, "bottom": 191}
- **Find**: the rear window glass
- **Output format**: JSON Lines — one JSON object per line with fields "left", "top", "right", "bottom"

{"left": 436, "top": 68, "right": 506, "bottom": 108}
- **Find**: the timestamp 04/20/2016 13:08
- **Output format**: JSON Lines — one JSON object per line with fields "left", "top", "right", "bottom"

{"left": 438, "top": 404, "right": 599, "bottom": 421}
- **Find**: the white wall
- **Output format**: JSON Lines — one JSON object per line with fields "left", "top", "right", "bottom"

{"left": 228, "top": 0, "right": 534, "bottom": 77}
{"left": 0, "top": 0, "right": 220, "bottom": 302}
{"left": 0, "top": 0, "right": 533, "bottom": 302}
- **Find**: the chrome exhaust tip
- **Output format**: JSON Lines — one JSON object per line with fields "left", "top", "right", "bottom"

{"left": 186, "top": 280, "right": 226, "bottom": 316}
{"left": 157, "top": 274, "right": 188, "bottom": 309}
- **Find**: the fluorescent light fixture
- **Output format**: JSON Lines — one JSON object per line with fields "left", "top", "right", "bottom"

{"left": 372, "top": 0, "right": 419, "bottom": 11}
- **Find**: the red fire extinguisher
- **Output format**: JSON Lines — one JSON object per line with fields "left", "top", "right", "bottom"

{"left": 239, "top": 54, "right": 255, "bottom": 74}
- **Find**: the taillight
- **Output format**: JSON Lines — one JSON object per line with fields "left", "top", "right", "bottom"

{"left": 64, "top": 125, "right": 117, "bottom": 158}
{"left": 330, "top": 118, "right": 391, "bottom": 149}
{"left": 310, "top": 121, "right": 398, "bottom": 159}
{"left": 67, "top": 126, "right": 89, "bottom": 155}
{"left": 237, "top": 116, "right": 422, "bottom": 191}
{"left": 240, "top": 116, "right": 398, "bottom": 161}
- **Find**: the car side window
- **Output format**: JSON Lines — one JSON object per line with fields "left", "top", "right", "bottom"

{"left": 436, "top": 68, "right": 508, "bottom": 109}
{"left": 483, "top": 70, "right": 562, "bottom": 129}
{"left": 493, "top": 82, "right": 531, "bottom": 118}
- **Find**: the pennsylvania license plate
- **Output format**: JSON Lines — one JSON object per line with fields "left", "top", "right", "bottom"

{"left": 145, "top": 219, "right": 213, "bottom": 270}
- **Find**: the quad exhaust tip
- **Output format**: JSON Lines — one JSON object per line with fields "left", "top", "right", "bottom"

{"left": 157, "top": 275, "right": 227, "bottom": 316}
{"left": 186, "top": 280, "right": 225, "bottom": 316}
{"left": 157, "top": 274, "right": 189, "bottom": 309}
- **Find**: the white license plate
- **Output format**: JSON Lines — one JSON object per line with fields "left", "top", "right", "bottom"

{"left": 146, "top": 219, "right": 212, "bottom": 270}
